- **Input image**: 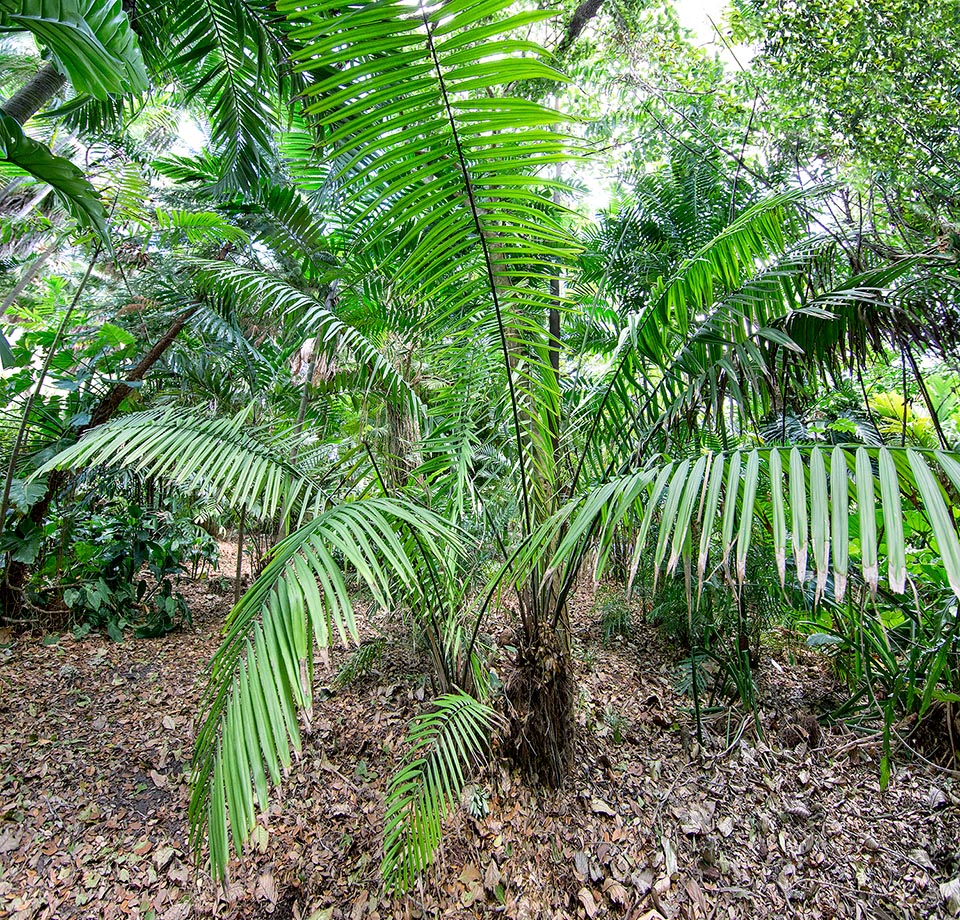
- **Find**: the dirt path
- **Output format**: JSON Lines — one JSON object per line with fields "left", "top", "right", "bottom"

{"left": 1, "top": 576, "right": 958, "bottom": 919}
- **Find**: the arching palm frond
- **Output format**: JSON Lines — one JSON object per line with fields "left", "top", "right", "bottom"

{"left": 36, "top": 407, "right": 332, "bottom": 525}
{"left": 135, "top": 0, "right": 296, "bottom": 189}
{"left": 278, "top": 0, "right": 581, "bottom": 532}
{"left": 542, "top": 446, "right": 960, "bottom": 611}
{"left": 0, "top": 0, "right": 148, "bottom": 98}
{"left": 383, "top": 692, "right": 500, "bottom": 892}
{"left": 155, "top": 208, "right": 252, "bottom": 247}
{"left": 0, "top": 113, "right": 108, "bottom": 239}
{"left": 569, "top": 190, "right": 812, "bottom": 486}
{"left": 187, "top": 259, "right": 417, "bottom": 408}
{"left": 250, "top": 181, "right": 334, "bottom": 280}
{"left": 190, "top": 497, "right": 465, "bottom": 880}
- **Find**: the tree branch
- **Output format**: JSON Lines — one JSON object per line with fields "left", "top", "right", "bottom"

{"left": 557, "top": 0, "right": 604, "bottom": 59}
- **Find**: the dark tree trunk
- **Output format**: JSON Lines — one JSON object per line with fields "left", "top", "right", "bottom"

{"left": 557, "top": 0, "right": 604, "bottom": 58}
{"left": 1, "top": 63, "right": 66, "bottom": 125}
{"left": 504, "top": 603, "right": 574, "bottom": 788}
{"left": 88, "top": 305, "right": 199, "bottom": 429}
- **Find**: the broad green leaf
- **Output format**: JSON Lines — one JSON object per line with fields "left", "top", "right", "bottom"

{"left": 1, "top": 0, "right": 147, "bottom": 98}
{"left": 856, "top": 448, "right": 878, "bottom": 595}
{"left": 810, "top": 448, "right": 829, "bottom": 600}
{"left": 830, "top": 446, "right": 849, "bottom": 602}
{"left": 0, "top": 113, "right": 108, "bottom": 240}
{"left": 720, "top": 452, "right": 742, "bottom": 574}
{"left": 908, "top": 450, "right": 960, "bottom": 598}
{"left": 878, "top": 448, "right": 906, "bottom": 593}
{"left": 697, "top": 453, "right": 725, "bottom": 581}
{"left": 769, "top": 449, "right": 787, "bottom": 586}
{"left": 789, "top": 447, "right": 808, "bottom": 582}
{"left": 735, "top": 450, "right": 760, "bottom": 582}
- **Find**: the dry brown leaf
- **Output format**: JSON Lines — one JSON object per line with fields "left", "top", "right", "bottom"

{"left": 152, "top": 846, "right": 175, "bottom": 870}
{"left": 578, "top": 887, "right": 599, "bottom": 918}
{"left": 942, "top": 878, "right": 960, "bottom": 918}
{"left": 257, "top": 869, "right": 278, "bottom": 905}
{"left": 660, "top": 835, "right": 677, "bottom": 878}
{"left": 574, "top": 850, "right": 589, "bottom": 881}
{"left": 590, "top": 797, "right": 616, "bottom": 817}
{"left": 685, "top": 877, "right": 708, "bottom": 914}
{"left": 603, "top": 877, "right": 629, "bottom": 906}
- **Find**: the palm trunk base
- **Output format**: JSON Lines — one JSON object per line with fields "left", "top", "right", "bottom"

{"left": 504, "top": 629, "right": 575, "bottom": 788}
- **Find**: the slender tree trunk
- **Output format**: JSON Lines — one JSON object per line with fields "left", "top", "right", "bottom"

{"left": 1, "top": 63, "right": 66, "bottom": 125}
{"left": 88, "top": 305, "right": 200, "bottom": 429}
{"left": 0, "top": 242, "right": 62, "bottom": 320}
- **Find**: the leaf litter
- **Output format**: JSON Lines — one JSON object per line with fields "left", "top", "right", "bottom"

{"left": 0, "top": 565, "right": 958, "bottom": 919}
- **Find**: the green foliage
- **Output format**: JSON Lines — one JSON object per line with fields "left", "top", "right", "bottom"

{"left": 39, "top": 407, "right": 333, "bottom": 527}
{"left": 0, "top": 113, "right": 108, "bottom": 239}
{"left": 595, "top": 584, "right": 633, "bottom": 645}
{"left": 736, "top": 0, "right": 960, "bottom": 188}
{"left": 382, "top": 692, "right": 499, "bottom": 892}
{"left": 189, "top": 497, "right": 464, "bottom": 880}
{"left": 334, "top": 637, "right": 386, "bottom": 687}
{"left": 47, "top": 499, "right": 198, "bottom": 639}
{"left": 0, "top": 0, "right": 148, "bottom": 97}
{"left": 805, "top": 592, "right": 960, "bottom": 778}
{"left": 136, "top": 0, "right": 303, "bottom": 188}
{"left": 7, "top": 0, "right": 960, "bottom": 895}
{"left": 545, "top": 446, "right": 960, "bottom": 607}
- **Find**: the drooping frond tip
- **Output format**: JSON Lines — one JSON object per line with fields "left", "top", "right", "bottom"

{"left": 553, "top": 446, "right": 960, "bottom": 606}
{"left": 187, "top": 498, "right": 464, "bottom": 879}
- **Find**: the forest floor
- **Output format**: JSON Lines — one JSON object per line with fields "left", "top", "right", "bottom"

{"left": 2, "top": 545, "right": 960, "bottom": 920}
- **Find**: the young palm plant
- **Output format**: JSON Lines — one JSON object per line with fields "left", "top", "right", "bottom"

{"left": 33, "top": 0, "right": 960, "bottom": 900}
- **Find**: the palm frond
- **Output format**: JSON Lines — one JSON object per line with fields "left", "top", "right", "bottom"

{"left": 1, "top": 0, "right": 148, "bottom": 98}
{"left": 35, "top": 406, "right": 331, "bottom": 524}
{"left": 0, "top": 113, "right": 108, "bottom": 240}
{"left": 277, "top": 0, "right": 582, "bottom": 533}
{"left": 188, "top": 259, "right": 417, "bottom": 407}
{"left": 138, "top": 0, "right": 285, "bottom": 188}
{"left": 383, "top": 691, "right": 500, "bottom": 892}
{"left": 189, "top": 497, "right": 465, "bottom": 879}
{"left": 155, "top": 208, "right": 252, "bottom": 247}
{"left": 548, "top": 446, "right": 960, "bottom": 605}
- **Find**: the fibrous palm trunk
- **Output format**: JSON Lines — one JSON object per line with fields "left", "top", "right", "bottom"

{"left": 504, "top": 579, "right": 574, "bottom": 788}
